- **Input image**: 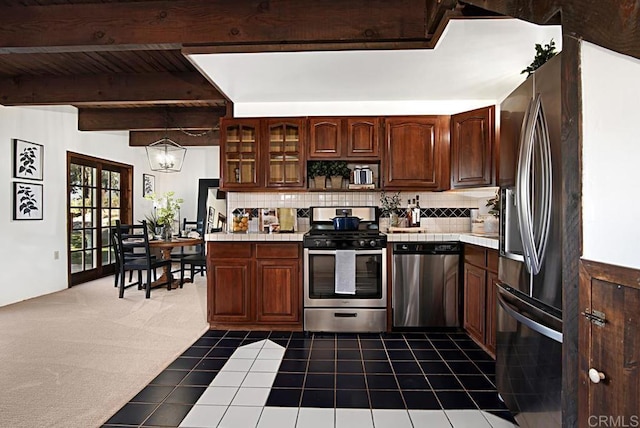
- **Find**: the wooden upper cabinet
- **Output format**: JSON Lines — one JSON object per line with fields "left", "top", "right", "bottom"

{"left": 450, "top": 105, "right": 496, "bottom": 188}
{"left": 264, "top": 119, "right": 306, "bottom": 188}
{"left": 383, "top": 116, "right": 450, "bottom": 190}
{"left": 308, "top": 118, "right": 342, "bottom": 158}
{"left": 220, "top": 118, "right": 262, "bottom": 189}
{"left": 347, "top": 118, "right": 380, "bottom": 158}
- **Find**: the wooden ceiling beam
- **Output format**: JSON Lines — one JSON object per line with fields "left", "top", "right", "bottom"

{"left": 78, "top": 106, "right": 224, "bottom": 131}
{"left": 0, "top": 0, "right": 434, "bottom": 53}
{"left": 0, "top": 71, "right": 224, "bottom": 106}
{"left": 462, "top": 0, "right": 640, "bottom": 60}
{"left": 129, "top": 130, "right": 219, "bottom": 147}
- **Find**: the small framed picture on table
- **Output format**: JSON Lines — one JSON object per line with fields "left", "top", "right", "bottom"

{"left": 143, "top": 173, "right": 155, "bottom": 197}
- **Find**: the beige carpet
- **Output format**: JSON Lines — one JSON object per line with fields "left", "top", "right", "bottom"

{"left": 0, "top": 274, "right": 209, "bottom": 428}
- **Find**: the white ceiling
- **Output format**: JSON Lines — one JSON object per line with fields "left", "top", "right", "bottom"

{"left": 188, "top": 19, "right": 561, "bottom": 117}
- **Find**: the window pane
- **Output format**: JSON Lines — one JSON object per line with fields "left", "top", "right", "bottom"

{"left": 70, "top": 190, "right": 83, "bottom": 207}
{"left": 101, "top": 208, "right": 110, "bottom": 227}
{"left": 110, "top": 190, "right": 120, "bottom": 208}
{"left": 110, "top": 209, "right": 120, "bottom": 226}
{"left": 83, "top": 166, "right": 93, "bottom": 186}
{"left": 101, "top": 170, "right": 110, "bottom": 189}
{"left": 101, "top": 247, "right": 110, "bottom": 265}
{"left": 84, "top": 250, "right": 95, "bottom": 269}
{"left": 83, "top": 209, "right": 93, "bottom": 228}
{"left": 84, "top": 229, "right": 94, "bottom": 249}
{"left": 83, "top": 187, "right": 94, "bottom": 207}
{"left": 70, "top": 251, "right": 83, "bottom": 273}
{"left": 111, "top": 172, "right": 120, "bottom": 190}
{"left": 70, "top": 164, "right": 83, "bottom": 186}
{"left": 101, "top": 228, "right": 110, "bottom": 246}
{"left": 71, "top": 231, "right": 83, "bottom": 251}
{"left": 71, "top": 209, "right": 83, "bottom": 229}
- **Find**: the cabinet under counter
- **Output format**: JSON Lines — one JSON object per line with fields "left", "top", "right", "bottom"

{"left": 207, "top": 241, "right": 302, "bottom": 331}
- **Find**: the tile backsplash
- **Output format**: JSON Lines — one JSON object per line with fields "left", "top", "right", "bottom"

{"left": 227, "top": 188, "right": 498, "bottom": 233}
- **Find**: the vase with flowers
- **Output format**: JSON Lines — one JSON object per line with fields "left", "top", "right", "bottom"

{"left": 145, "top": 191, "right": 183, "bottom": 240}
{"left": 380, "top": 191, "right": 401, "bottom": 230}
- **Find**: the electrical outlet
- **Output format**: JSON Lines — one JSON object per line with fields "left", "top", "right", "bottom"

{"left": 54, "top": 251, "right": 59, "bottom": 260}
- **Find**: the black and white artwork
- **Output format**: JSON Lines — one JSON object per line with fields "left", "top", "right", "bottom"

{"left": 143, "top": 173, "right": 155, "bottom": 197}
{"left": 13, "top": 182, "right": 43, "bottom": 220}
{"left": 13, "top": 139, "right": 44, "bottom": 180}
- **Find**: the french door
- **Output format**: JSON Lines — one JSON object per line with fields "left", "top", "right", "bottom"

{"left": 67, "top": 153, "right": 132, "bottom": 286}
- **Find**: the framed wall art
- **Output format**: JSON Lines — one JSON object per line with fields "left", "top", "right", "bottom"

{"left": 13, "top": 139, "right": 43, "bottom": 181}
{"left": 13, "top": 181, "right": 43, "bottom": 220}
{"left": 143, "top": 173, "right": 155, "bottom": 197}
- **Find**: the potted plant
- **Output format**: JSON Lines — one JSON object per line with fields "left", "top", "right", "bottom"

{"left": 380, "top": 191, "right": 401, "bottom": 230}
{"left": 308, "top": 161, "right": 328, "bottom": 189}
{"left": 328, "top": 161, "right": 350, "bottom": 189}
{"left": 484, "top": 191, "right": 500, "bottom": 234}
{"left": 145, "top": 191, "right": 184, "bottom": 240}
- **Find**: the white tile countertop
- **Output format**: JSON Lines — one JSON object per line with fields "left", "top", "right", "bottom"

{"left": 205, "top": 232, "right": 499, "bottom": 250}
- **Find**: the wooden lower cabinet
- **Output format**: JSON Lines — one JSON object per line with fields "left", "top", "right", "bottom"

{"left": 255, "top": 260, "right": 299, "bottom": 323}
{"left": 463, "top": 244, "right": 498, "bottom": 357}
{"left": 463, "top": 263, "right": 486, "bottom": 342}
{"left": 209, "top": 260, "right": 252, "bottom": 323}
{"left": 207, "top": 242, "right": 302, "bottom": 330}
{"left": 579, "top": 260, "right": 640, "bottom": 427}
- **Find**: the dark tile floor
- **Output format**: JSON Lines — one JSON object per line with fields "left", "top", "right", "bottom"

{"left": 103, "top": 330, "right": 515, "bottom": 427}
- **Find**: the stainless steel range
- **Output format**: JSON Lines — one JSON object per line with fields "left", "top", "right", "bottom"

{"left": 303, "top": 206, "right": 387, "bottom": 333}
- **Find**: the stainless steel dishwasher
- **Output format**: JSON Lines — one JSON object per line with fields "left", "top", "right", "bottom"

{"left": 392, "top": 242, "right": 461, "bottom": 328}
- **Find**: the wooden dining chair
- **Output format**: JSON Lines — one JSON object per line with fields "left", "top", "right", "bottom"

{"left": 180, "top": 238, "right": 206, "bottom": 286}
{"left": 114, "top": 220, "right": 172, "bottom": 298}
{"left": 170, "top": 218, "right": 204, "bottom": 272}
{"left": 111, "top": 225, "right": 157, "bottom": 288}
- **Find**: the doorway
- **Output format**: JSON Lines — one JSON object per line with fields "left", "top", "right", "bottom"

{"left": 67, "top": 152, "right": 133, "bottom": 286}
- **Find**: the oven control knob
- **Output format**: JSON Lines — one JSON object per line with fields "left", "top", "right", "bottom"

{"left": 314, "top": 240, "right": 321, "bottom": 247}
{"left": 370, "top": 240, "right": 377, "bottom": 247}
{"left": 325, "top": 240, "right": 331, "bottom": 246}
{"left": 359, "top": 240, "right": 366, "bottom": 247}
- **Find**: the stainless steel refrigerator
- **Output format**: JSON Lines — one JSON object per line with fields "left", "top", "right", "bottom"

{"left": 497, "top": 53, "right": 563, "bottom": 428}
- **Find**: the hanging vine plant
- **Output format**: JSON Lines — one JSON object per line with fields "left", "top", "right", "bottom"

{"left": 521, "top": 39, "right": 558, "bottom": 77}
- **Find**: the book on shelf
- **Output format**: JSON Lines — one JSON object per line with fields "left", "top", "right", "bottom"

{"left": 347, "top": 183, "right": 376, "bottom": 190}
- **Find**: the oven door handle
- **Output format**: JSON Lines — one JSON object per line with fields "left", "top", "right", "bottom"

{"left": 306, "top": 249, "right": 384, "bottom": 255}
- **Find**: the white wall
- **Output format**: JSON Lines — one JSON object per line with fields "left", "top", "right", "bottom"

{"left": 581, "top": 42, "right": 640, "bottom": 269}
{"left": 0, "top": 106, "right": 216, "bottom": 307}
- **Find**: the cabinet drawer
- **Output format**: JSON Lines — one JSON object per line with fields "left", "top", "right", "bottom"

{"left": 464, "top": 245, "right": 487, "bottom": 268}
{"left": 256, "top": 243, "right": 300, "bottom": 259}
{"left": 208, "top": 242, "right": 252, "bottom": 259}
{"left": 487, "top": 249, "right": 499, "bottom": 272}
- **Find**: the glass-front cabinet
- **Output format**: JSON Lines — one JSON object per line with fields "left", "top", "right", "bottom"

{"left": 265, "top": 119, "right": 305, "bottom": 188}
{"left": 221, "top": 119, "right": 261, "bottom": 189}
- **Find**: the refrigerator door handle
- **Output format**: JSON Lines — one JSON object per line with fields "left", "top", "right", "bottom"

{"left": 497, "top": 283, "right": 563, "bottom": 343}
{"left": 515, "top": 94, "right": 553, "bottom": 277}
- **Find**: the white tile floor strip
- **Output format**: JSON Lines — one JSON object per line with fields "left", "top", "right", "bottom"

{"left": 482, "top": 411, "right": 518, "bottom": 428}
{"left": 408, "top": 409, "right": 453, "bottom": 427}
{"left": 179, "top": 339, "right": 513, "bottom": 428}
{"left": 445, "top": 409, "right": 492, "bottom": 428}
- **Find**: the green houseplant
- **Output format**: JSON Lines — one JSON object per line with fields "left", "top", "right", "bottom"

{"left": 308, "top": 161, "right": 328, "bottom": 189}
{"left": 328, "top": 161, "right": 350, "bottom": 189}
{"left": 380, "top": 191, "right": 401, "bottom": 228}
{"left": 144, "top": 191, "right": 183, "bottom": 240}
{"left": 521, "top": 39, "right": 557, "bottom": 77}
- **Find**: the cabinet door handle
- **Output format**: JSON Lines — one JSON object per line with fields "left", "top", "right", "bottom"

{"left": 588, "top": 368, "right": 605, "bottom": 384}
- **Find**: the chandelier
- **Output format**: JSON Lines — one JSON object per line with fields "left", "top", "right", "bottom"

{"left": 146, "top": 137, "right": 186, "bottom": 173}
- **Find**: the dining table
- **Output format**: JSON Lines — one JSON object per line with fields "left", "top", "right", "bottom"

{"left": 149, "top": 236, "right": 204, "bottom": 289}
